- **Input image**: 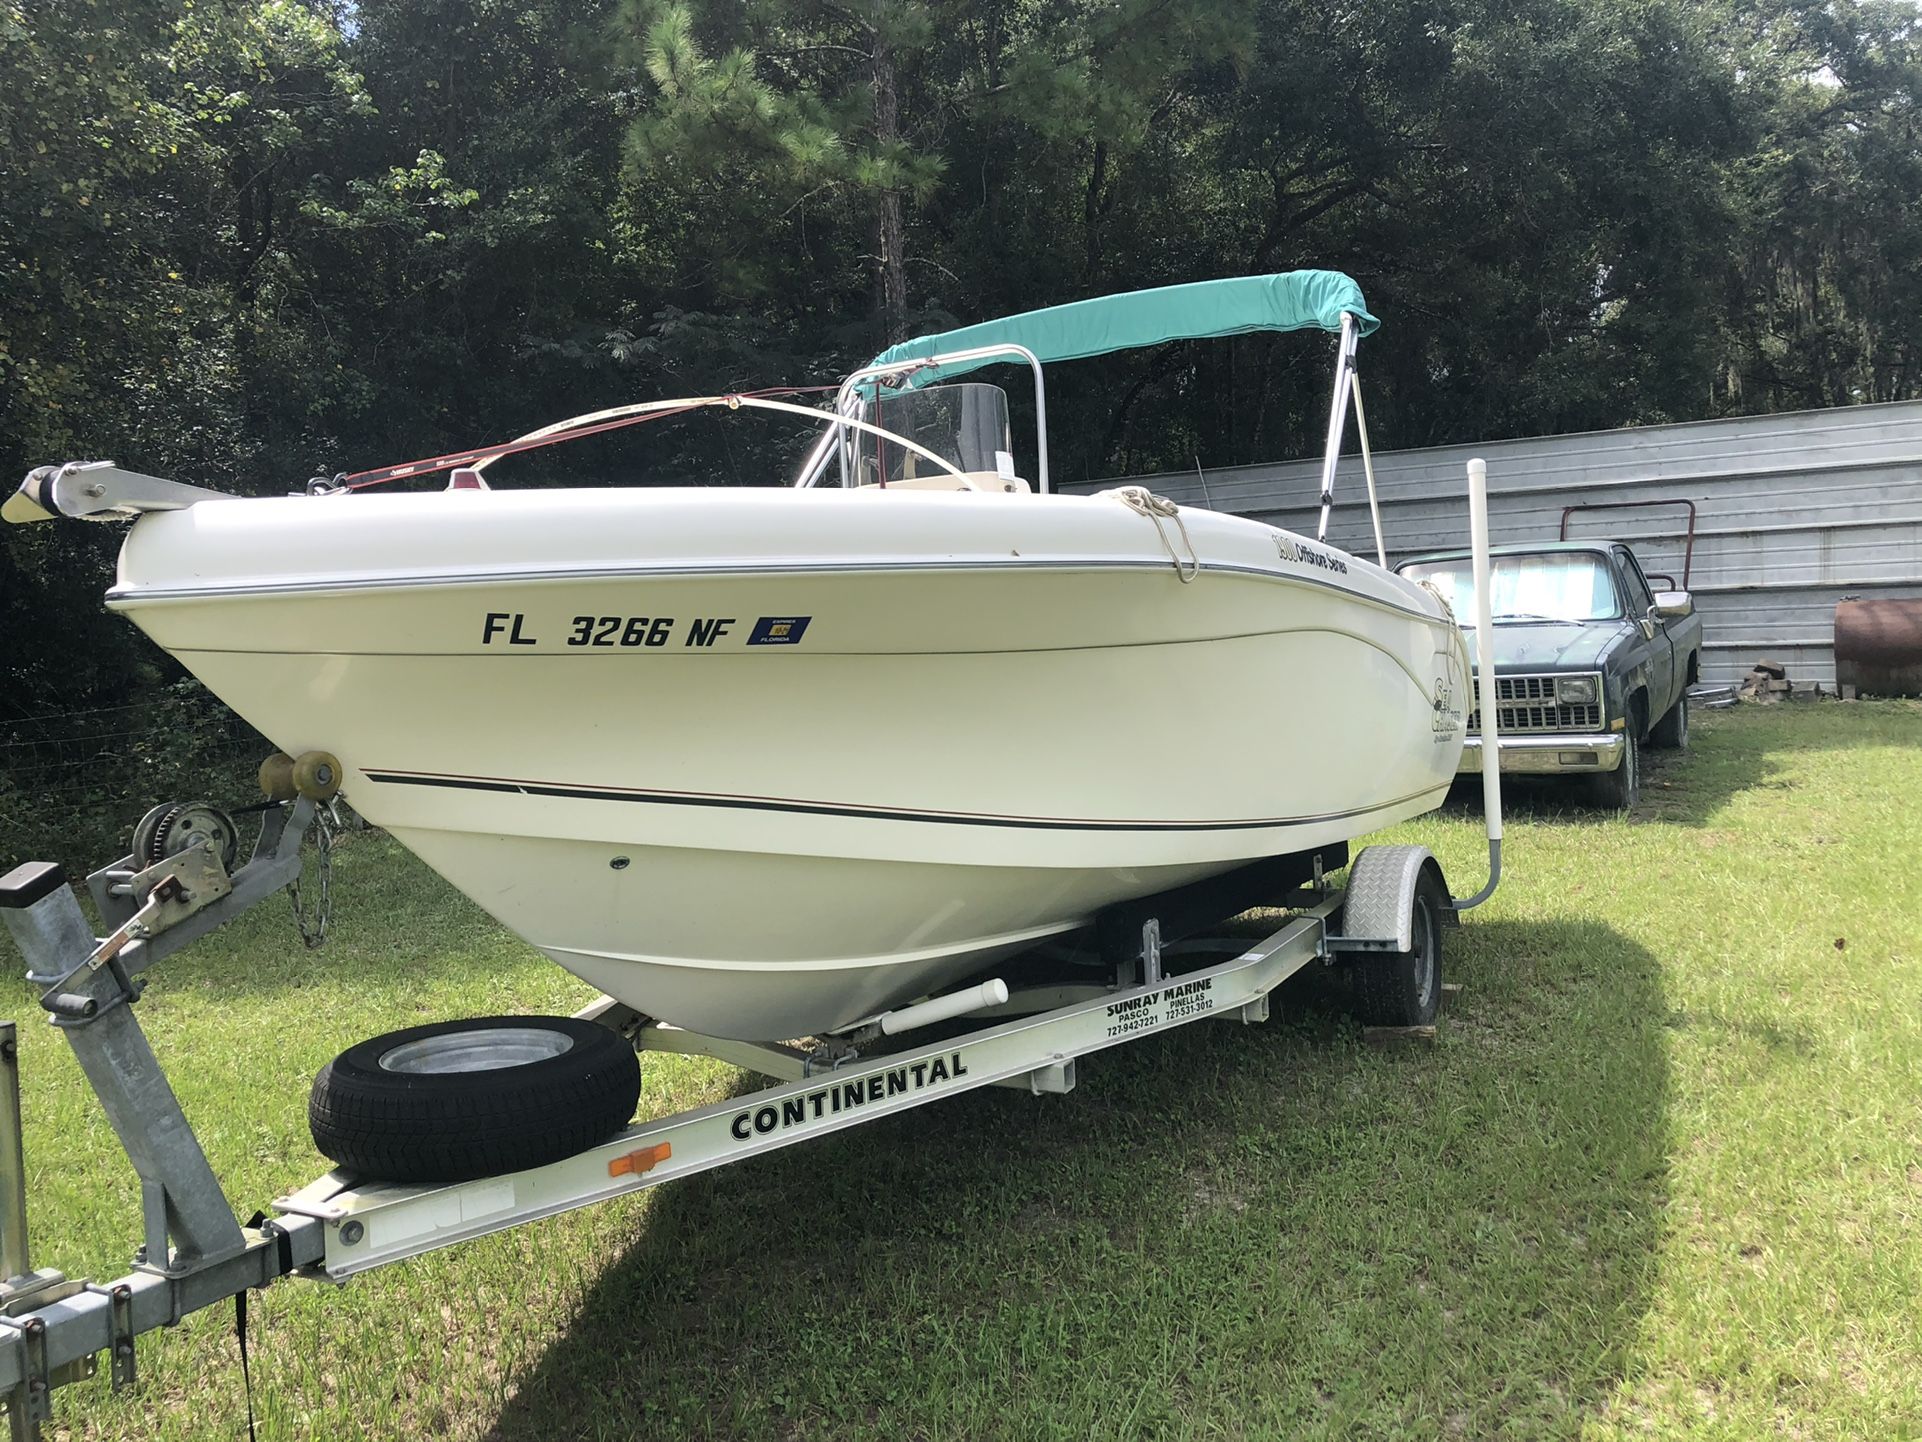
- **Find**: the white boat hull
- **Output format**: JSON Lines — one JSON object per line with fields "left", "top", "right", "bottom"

{"left": 109, "top": 487, "right": 1468, "bottom": 1038}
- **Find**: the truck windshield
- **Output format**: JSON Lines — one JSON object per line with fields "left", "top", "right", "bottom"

{"left": 1401, "top": 552, "right": 1622, "bottom": 623}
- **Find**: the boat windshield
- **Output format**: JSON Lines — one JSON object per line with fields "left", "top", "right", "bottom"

{"left": 853, "top": 383, "right": 1013, "bottom": 485}
{"left": 1401, "top": 551, "right": 1623, "bottom": 623}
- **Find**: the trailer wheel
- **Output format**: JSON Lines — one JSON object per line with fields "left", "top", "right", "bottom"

{"left": 1343, "top": 847, "right": 1447, "bottom": 1028}
{"left": 310, "top": 1016, "right": 640, "bottom": 1183}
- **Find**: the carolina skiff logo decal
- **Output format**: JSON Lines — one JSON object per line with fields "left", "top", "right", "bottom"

{"left": 1274, "top": 535, "right": 1349, "bottom": 574}
{"left": 727, "top": 1052, "right": 968, "bottom": 1139}
{"left": 1433, "top": 676, "right": 1464, "bottom": 739}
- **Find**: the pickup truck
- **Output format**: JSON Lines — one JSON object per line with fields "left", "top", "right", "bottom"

{"left": 1395, "top": 541, "right": 1704, "bottom": 808}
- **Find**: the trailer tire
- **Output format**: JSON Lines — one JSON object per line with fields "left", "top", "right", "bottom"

{"left": 1352, "top": 864, "right": 1447, "bottom": 1028}
{"left": 310, "top": 1016, "right": 640, "bottom": 1183}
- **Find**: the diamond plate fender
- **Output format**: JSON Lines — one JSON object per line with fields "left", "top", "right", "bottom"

{"left": 1341, "top": 845, "right": 1442, "bottom": 953}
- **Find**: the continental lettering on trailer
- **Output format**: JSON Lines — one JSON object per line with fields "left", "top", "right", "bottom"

{"left": 1103, "top": 976, "right": 1218, "bottom": 1038}
{"left": 728, "top": 1052, "right": 970, "bottom": 1140}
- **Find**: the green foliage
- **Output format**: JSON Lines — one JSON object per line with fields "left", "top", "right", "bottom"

{"left": 0, "top": 678, "right": 268, "bottom": 876}
{"left": 2, "top": 0, "right": 1920, "bottom": 735}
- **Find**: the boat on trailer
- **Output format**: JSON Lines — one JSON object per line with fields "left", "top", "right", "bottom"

{"left": 6, "top": 270, "right": 1471, "bottom": 1041}
{"left": 0, "top": 271, "right": 1512, "bottom": 1433}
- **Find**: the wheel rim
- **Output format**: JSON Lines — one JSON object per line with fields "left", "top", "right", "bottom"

{"left": 378, "top": 1027, "right": 576, "bottom": 1075}
{"left": 1412, "top": 894, "right": 1437, "bottom": 1010}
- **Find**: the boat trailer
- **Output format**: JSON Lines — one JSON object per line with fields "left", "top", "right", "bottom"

{"left": 0, "top": 831, "right": 1455, "bottom": 1433}
{"left": 0, "top": 467, "right": 1508, "bottom": 1439}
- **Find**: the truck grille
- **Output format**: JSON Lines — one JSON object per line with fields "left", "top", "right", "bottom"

{"left": 1466, "top": 674, "right": 1602, "bottom": 734}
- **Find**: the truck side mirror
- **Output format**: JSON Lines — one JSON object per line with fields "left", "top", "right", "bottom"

{"left": 1653, "top": 590, "right": 1693, "bottom": 619}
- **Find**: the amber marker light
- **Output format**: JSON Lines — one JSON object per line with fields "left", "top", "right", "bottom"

{"left": 608, "top": 1142, "right": 672, "bottom": 1177}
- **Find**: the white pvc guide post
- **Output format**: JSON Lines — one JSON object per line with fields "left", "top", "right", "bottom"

{"left": 1455, "top": 457, "right": 1504, "bottom": 908}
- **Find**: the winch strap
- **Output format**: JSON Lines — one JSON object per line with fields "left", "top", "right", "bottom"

{"left": 232, "top": 1208, "right": 298, "bottom": 1442}
{"left": 234, "top": 1288, "right": 257, "bottom": 1442}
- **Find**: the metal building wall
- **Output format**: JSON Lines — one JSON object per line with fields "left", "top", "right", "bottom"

{"left": 1076, "top": 399, "right": 1922, "bottom": 687}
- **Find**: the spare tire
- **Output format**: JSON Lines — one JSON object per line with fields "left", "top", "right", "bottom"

{"left": 310, "top": 1015, "right": 640, "bottom": 1183}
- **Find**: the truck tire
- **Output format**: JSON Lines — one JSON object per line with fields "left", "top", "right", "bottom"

{"left": 1352, "top": 863, "right": 1447, "bottom": 1027}
{"left": 1591, "top": 723, "right": 1642, "bottom": 811}
{"left": 310, "top": 1015, "right": 640, "bottom": 1183}
{"left": 1649, "top": 691, "right": 1689, "bottom": 750}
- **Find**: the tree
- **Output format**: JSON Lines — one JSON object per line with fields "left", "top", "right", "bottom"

{"left": 1714, "top": 0, "right": 1922, "bottom": 410}
{"left": 623, "top": 0, "right": 1254, "bottom": 349}
{"left": 7, "top": 0, "right": 1922, "bottom": 720}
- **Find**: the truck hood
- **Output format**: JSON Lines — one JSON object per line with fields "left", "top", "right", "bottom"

{"left": 1461, "top": 621, "right": 1630, "bottom": 670}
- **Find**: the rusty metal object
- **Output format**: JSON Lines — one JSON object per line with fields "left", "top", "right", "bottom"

{"left": 1835, "top": 598, "right": 1922, "bottom": 696}
{"left": 1560, "top": 497, "right": 1698, "bottom": 589}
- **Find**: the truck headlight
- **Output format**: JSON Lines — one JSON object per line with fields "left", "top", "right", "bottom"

{"left": 1557, "top": 675, "right": 1598, "bottom": 704}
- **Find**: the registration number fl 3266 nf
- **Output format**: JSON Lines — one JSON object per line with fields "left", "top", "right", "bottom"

{"left": 478, "top": 612, "right": 811, "bottom": 649}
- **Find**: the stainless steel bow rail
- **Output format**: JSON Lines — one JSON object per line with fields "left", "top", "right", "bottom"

{"left": 0, "top": 810, "right": 1478, "bottom": 1438}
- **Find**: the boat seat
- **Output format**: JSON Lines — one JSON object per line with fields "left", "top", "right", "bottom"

{"left": 859, "top": 471, "right": 1031, "bottom": 495}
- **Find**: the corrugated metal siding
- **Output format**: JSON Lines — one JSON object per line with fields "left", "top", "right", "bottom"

{"left": 1073, "top": 400, "right": 1922, "bottom": 687}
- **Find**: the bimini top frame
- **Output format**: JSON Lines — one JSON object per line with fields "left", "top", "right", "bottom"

{"left": 796, "top": 269, "right": 1386, "bottom": 553}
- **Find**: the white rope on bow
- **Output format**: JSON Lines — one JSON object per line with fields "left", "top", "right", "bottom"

{"left": 1417, "top": 577, "right": 1457, "bottom": 626}
{"left": 1418, "top": 577, "right": 1469, "bottom": 696}
{"left": 1097, "top": 485, "right": 1201, "bottom": 583}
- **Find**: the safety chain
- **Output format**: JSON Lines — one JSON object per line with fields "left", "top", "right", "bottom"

{"left": 288, "top": 802, "right": 339, "bottom": 949}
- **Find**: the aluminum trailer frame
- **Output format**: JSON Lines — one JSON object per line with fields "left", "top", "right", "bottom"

{"left": 276, "top": 895, "right": 1339, "bottom": 1281}
{"left": 0, "top": 842, "right": 1405, "bottom": 1433}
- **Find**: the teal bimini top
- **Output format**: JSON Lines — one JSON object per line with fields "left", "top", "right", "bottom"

{"left": 866, "top": 269, "right": 1377, "bottom": 388}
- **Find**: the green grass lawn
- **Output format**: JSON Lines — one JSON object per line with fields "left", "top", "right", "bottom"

{"left": 4, "top": 702, "right": 1920, "bottom": 1440}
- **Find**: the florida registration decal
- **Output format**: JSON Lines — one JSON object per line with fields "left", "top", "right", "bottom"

{"left": 747, "top": 616, "right": 811, "bottom": 646}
